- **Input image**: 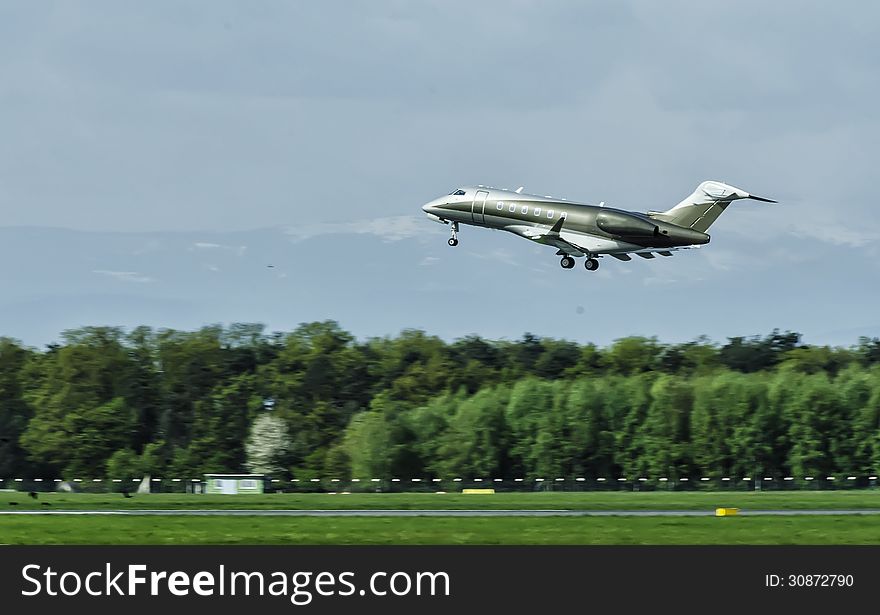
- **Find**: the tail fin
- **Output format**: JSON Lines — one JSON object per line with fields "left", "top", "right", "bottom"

{"left": 647, "top": 180, "right": 776, "bottom": 232}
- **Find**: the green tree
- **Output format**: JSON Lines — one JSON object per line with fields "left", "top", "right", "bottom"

{"left": 641, "top": 375, "right": 693, "bottom": 480}
{"left": 125, "top": 326, "right": 162, "bottom": 452}
{"left": 20, "top": 328, "right": 138, "bottom": 476}
{"left": 434, "top": 385, "right": 511, "bottom": 479}
{"left": 504, "top": 378, "right": 557, "bottom": 476}
{"left": 534, "top": 340, "right": 582, "bottom": 379}
{"left": 156, "top": 326, "right": 229, "bottom": 449}
{"left": 402, "top": 391, "right": 460, "bottom": 477}
{"left": 719, "top": 330, "right": 801, "bottom": 373}
{"left": 187, "top": 375, "right": 262, "bottom": 474}
{"left": 0, "top": 338, "right": 33, "bottom": 477}
{"left": 604, "top": 337, "right": 661, "bottom": 375}
{"left": 4, "top": 323, "right": 879, "bottom": 487}
{"left": 658, "top": 337, "right": 720, "bottom": 376}
{"left": 608, "top": 374, "right": 654, "bottom": 478}
{"left": 447, "top": 336, "right": 503, "bottom": 394}
{"left": 779, "top": 373, "right": 841, "bottom": 478}
{"left": 562, "top": 379, "right": 616, "bottom": 477}
{"left": 105, "top": 448, "right": 143, "bottom": 482}
{"left": 22, "top": 397, "right": 135, "bottom": 477}
{"left": 839, "top": 365, "right": 880, "bottom": 475}
{"left": 343, "top": 411, "right": 393, "bottom": 479}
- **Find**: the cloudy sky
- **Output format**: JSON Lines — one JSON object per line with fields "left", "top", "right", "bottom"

{"left": 1, "top": 2, "right": 878, "bottom": 348}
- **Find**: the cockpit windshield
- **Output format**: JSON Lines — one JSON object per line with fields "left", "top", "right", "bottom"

{"left": 448, "top": 188, "right": 466, "bottom": 196}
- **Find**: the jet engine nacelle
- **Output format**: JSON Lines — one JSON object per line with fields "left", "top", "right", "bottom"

{"left": 662, "top": 224, "right": 710, "bottom": 245}
{"left": 596, "top": 211, "right": 659, "bottom": 237}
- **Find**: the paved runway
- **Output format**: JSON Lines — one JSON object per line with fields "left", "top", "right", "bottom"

{"left": 3, "top": 509, "right": 880, "bottom": 517}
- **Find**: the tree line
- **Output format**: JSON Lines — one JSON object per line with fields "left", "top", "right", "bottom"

{"left": 0, "top": 323, "right": 879, "bottom": 481}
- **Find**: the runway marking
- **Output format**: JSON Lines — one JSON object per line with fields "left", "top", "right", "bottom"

{"left": 2, "top": 509, "right": 880, "bottom": 517}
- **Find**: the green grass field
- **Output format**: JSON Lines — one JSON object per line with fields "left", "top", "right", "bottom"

{"left": 1, "top": 515, "right": 878, "bottom": 545}
{"left": 2, "top": 490, "right": 880, "bottom": 511}
{"left": 3, "top": 491, "right": 878, "bottom": 545}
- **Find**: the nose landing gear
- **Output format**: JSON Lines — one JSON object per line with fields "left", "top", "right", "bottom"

{"left": 448, "top": 222, "right": 459, "bottom": 247}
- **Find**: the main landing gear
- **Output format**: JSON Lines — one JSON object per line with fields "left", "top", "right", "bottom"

{"left": 559, "top": 254, "right": 600, "bottom": 271}
{"left": 448, "top": 222, "right": 459, "bottom": 247}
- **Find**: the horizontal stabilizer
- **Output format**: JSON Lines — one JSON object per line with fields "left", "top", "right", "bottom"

{"left": 747, "top": 194, "right": 777, "bottom": 203}
{"left": 648, "top": 180, "right": 776, "bottom": 232}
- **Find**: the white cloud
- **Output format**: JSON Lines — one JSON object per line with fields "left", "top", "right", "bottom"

{"left": 643, "top": 275, "right": 680, "bottom": 287}
{"left": 92, "top": 269, "right": 154, "bottom": 283}
{"left": 284, "top": 215, "right": 425, "bottom": 243}
{"left": 788, "top": 222, "right": 880, "bottom": 249}
{"left": 192, "top": 242, "right": 247, "bottom": 255}
{"left": 468, "top": 248, "right": 519, "bottom": 265}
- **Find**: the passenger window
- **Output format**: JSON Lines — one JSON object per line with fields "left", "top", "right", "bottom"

{"left": 521, "top": 205, "right": 528, "bottom": 214}
{"left": 496, "top": 202, "right": 503, "bottom": 210}
{"left": 509, "top": 203, "right": 516, "bottom": 212}
{"left": 547, "top": 210, "right": 554, "bottom": 218}
{"left": 534, "top": 207, "right": 542, "bottom": 216}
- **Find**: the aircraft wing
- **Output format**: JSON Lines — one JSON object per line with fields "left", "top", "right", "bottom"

{"left": 617, "top": 245, "right": 702, "bottom": 261}
{"left": 505, "top": 222, "right": 702, "bottom": 260}
{"left": 506, "top": 220, "right": 590, "bottom": 257}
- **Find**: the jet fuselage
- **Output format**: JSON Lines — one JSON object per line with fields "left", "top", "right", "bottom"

{"left": 422, "top": 180, "right": 775, "bottom": 271}
{"left": 422, "top": 186, "right": 709, "bottom": 254}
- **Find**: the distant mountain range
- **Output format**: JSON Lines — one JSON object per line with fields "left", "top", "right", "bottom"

{"left": 1, "top": 224, "right": 877, "bottom": 349}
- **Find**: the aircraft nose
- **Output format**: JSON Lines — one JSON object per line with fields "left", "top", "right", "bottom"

{"left": 422, "top": 198, "right": 450, "bottom": 224}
